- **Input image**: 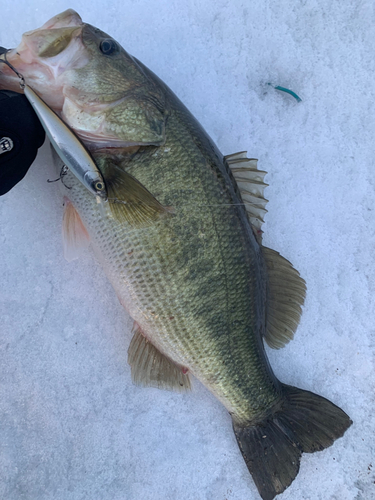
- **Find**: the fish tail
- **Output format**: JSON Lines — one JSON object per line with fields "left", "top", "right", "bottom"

{"left": 232, "top": 384, "right": 352, "bottom": 500}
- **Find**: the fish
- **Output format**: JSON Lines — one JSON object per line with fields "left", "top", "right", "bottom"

{"left": 0, "top": 10, "right": 352, "bottom": 499}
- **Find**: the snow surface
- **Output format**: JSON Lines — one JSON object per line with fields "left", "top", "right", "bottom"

{"left": 0, "top": 1, "right": 374, "bottom": 499}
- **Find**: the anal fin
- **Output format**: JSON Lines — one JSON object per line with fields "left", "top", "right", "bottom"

{"left": 128, "top": 324, "right": 191, "bottom": 392}
{"left": 262, "top": 246, "right": 306, "bottom": 349}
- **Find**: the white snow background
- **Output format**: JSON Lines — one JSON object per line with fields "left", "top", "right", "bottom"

{"left": 0, "top": 1, "right": 374, "bottom": 499}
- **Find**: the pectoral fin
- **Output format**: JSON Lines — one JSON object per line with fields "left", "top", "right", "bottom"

{"left": 101, "top": 161, "right": 169, "bottom": 226}
{"left": 128, "top": 324, "right": 191, "bottom": 392}
{"left": 262, "top": 247, "right": 306, "bottom": 349}
{"left": 62, "top": 199, "right": 90, "bottom": 261}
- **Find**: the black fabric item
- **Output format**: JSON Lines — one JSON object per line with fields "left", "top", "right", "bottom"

{"left": 0, "top": 90, "right": 45, "bottom": 195}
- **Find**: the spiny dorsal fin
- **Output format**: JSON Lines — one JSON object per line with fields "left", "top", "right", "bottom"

{"left": 101, "top": 162, "right": 169, "bottom": 226}
{"left": 62, "top": 199, "right": 90, "bottom": 262}
{"left": 128, "top": 324, "right": 191, "bottom": 392}
{"left": 262, "top": 246, "right": 307, "bottom": 349}
{"left": 224, "top": 152, "right": 268, "bottom": 241}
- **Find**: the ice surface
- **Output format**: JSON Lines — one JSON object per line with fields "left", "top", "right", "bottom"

{"left": 0, "top": 2, "right": 374, "bottom": 499}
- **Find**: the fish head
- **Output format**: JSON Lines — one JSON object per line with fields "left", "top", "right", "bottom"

{"left": 0, "top": 9, "right": 166, "bottom": 150}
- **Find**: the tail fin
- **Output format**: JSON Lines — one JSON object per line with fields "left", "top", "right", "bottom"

{"left": 232, "top": 384, "right": 352, "bottom": 500}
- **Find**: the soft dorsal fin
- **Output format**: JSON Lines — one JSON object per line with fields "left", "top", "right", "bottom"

{"left": 262, "top": 246, "right": 306, "bottom": 349}
{"left": 62, "top": 199, "right": 90, "bottom": 262}
{"left": 224, "top": 151, "right": 268, "bottom": 241}
{"left": 128, "top": 324, "right": 191, "bottom": 392}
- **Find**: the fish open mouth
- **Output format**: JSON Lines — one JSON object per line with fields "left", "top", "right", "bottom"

{"left": 0, "top": 9, "right": 83, "bottom": 91}
{"left": 0, "top": 11, "right": 88, "bottom": 110}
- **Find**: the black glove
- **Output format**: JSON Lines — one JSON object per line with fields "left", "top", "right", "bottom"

{"left": 0, "top": 47, "right": 45, "bottom": 195}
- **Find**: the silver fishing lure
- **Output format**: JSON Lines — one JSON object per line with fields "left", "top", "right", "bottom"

{"left": 23, "top": 85, "right": 107, "bottom": 200}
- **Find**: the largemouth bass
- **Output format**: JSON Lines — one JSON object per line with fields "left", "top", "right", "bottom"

{"left": 0, "top": 10, "right": 352, "bottom": 499}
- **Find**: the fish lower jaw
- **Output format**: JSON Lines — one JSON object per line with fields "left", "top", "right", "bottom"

{"left": 0, "top": 72, "right": 21, "bottom": 92}
{"left": 0, "top": 54, "right": 22, "bottom": 92}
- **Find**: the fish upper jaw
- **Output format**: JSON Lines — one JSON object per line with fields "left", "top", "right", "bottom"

{"left": 38, "top": 9, "right": 83, "bottom": 30}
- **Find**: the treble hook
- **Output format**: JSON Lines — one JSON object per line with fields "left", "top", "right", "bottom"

{"left": 47, "top": 164, "right": 72, "bottom": 189}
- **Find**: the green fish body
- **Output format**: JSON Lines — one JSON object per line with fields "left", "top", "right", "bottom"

{"left": 0, "top": 10, "right": 352, "bottom": 500}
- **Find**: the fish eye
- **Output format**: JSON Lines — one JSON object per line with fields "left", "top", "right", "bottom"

{"left": 100, "top": 39, "right": 118, "bottom": 55}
